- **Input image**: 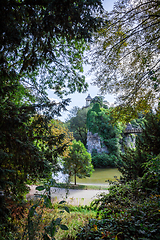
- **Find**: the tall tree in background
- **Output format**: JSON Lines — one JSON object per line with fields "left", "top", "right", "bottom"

{"left": 50, "top": 119, "right": 74, "bottom": 158}
{"left": 90, "top": 95, "right": 104, "bottom": 107}
{"left": 91, "top": 0, "right": 160, "bottom": 118}
{"left": 66, "top": 107, "right": 89, "bottom": 146}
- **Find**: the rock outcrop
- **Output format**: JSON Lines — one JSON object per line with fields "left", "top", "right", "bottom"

{"left": 86, "top": 131, "right": 108, "bottom": 154}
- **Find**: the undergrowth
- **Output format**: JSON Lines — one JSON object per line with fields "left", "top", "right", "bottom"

{"left": 0, "top": 200, "right": 96, "bottom": 240}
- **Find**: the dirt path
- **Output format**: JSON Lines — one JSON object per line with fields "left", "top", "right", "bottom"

{"left": 26, "top": 185, "right": 109, "bottom": 205}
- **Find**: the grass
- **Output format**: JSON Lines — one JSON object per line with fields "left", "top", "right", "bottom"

{"left": 53, "top": 182, "right": 110, "bottom": 190}
{"left": 55, "top": 205, "right": 96, "bottom": 240}
{"left": 12, "top": 200, "right": 96, "bottom": 240}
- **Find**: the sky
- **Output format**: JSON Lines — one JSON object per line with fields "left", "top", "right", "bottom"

{"left": 48, "top": 0, "right": 116, "bottom": 122}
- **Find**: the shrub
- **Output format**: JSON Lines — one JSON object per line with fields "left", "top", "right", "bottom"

{"left": 77, "top": 181, "right": 160, "bottom": 239}
{"left": 91, "top": 151, "right": 120, "bottom": 168}
{"left": 118, "top": 111, "right": 160, "bottom": 183}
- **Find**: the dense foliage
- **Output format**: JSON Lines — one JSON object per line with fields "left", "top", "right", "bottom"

{"left": 87, "top": 103, "right": 123, "bottom": 167}
{"left": 0, "top": 0, "right": 103, "bottom": 97}
{"left": 50, "top": 119, "right": 74, "bottom": 158}
{"left": 0, "top": 0, "right": 103, "bottom": 238}
{"left": 77, "top": 181, "right": 160, "bottom": 240}
{"left": 119, "top": 111, "right": 160, "bottom": 182}
{"left": 77, "top": 110, "right": 160, "bottom": 240}
{"left": 91, "top": 151, "right": 120, "bottom": 168}
{"left": 66, "top": 107, "right": 89, "bottom": 146}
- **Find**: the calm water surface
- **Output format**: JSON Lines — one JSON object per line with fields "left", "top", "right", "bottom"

{"left": 75, "top": 168, "right": 121, "bottom": 185}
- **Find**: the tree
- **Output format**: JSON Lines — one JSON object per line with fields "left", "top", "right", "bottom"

{"left": 0, "top": 113, "right": 69, "bottom": 200}
{"left": 138, "top": 111, "right": 160, "bottom": 156}
{"left": 0, "top": 0, "right": 103, "bottom": 99}
{"left": 0, "top": 0, "right": 103, "bottom": 195}
{"left": 91, "top": 95, "right": 104, "bottom": 107}
{"left": 66, "top": 107, "right": 89, "bottom": 146}
{"left": 65, "top": 106, "right": 81, "bottom": 121}
{"left": 50, "top": 119, "right": 74, "bottom": 158}
{"left": 91, "top": 0, "right": 160, "bottom": 118}
{"left": 63, "top": 140, "right": 93, "bottom": 185}
{"left": 0, "top": 0, "right": 103, "bottom": 233}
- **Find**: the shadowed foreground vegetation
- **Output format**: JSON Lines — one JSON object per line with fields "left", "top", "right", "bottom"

{"left": 1, "top": 199, "right": 96, "bottom": 240}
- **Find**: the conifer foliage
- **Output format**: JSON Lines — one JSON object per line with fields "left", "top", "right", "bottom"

{"left": 118, "top": 111, "right": 160, "bottom": 182}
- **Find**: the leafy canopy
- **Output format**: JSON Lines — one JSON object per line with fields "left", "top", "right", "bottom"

{"left": 50, "top": 119, "right": 74, "bottom": 158}
{"left": 91, "top": 0, "right": 160, "bottom": 117}
{"left": 66, "top": 106, "right": 89, "bottom": 146}
{"left": 63, "top": 140, "right": 93, "bottom": 185}
{"left": 0, "top": 0, "right": 103, "bottom": 99}
{"left": 0, "top": 0, "right": 103, "bottom": 221}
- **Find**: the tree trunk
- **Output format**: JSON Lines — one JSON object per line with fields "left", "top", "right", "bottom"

{"left": 74, "top": 173, "right": 76, "bottom": 185}
{"left": 48, "top": 187, "right": 51, "bottom": 201}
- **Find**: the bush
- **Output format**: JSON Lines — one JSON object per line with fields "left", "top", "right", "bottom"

{"left": 142, "top": 154, "right": 160, "bottom": 194}
{"left": 77, "top": 181, "right": 160, "bottom": 239}
{"left": 118, "top": 111, "right": 160, "bottom": 183}
{"left": 91, "top": 150, "right": 120, "bottom": 168}
{"left": 118, "top": 147, "right": 150, "bottom": 182}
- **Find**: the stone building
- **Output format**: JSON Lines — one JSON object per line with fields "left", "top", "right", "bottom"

{"left": 85, "top": 94, "right": 92, "bottom": 107}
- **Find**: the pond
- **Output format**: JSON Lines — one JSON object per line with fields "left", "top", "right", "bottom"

{"left": 72, "top": 168, "right": 122, "bottom": 185}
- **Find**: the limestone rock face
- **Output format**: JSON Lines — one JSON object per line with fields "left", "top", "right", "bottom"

{"left": 87, "top": 131, "right": 108, "bottom": 154}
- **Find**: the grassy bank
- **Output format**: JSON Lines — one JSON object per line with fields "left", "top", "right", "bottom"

{"left": 53, "top": 182, "right": 109, "bottom": 190}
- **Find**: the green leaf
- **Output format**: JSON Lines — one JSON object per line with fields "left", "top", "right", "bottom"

{"left": 64, "top": 206, "right": 70, "bottom": 213}
{"left": 44, "top": 197, "right": 52, "bottom": 208}
{"left": 50, "top": 224, "right": 56, "bottom": 238}
{"left": 29, "top": 203, "right": 38, "bottom": 218}
{"left": 59, "top": 210, "right": 64, "bottom": 213}
{"left": 36, "top": 185, "right": 45, "bottom": 191}
{"left": 58, "top": 200, "right": 66, "bottom": 205}
{"left": 60, "top": 224, "right": 69, "bottom": 230}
